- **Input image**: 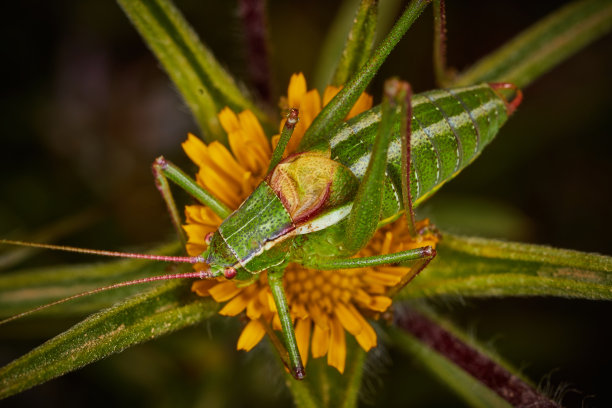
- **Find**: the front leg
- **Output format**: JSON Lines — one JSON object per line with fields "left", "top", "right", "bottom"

{"left": 267, "top": 265, "right": 305, "bottom": 379}
{"left": 152, "top": 156, "right": 232, "bottom": 244}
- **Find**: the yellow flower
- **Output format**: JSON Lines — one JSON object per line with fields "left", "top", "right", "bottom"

{"left": 183, "top": 73, "right": 437, "bottom": 373}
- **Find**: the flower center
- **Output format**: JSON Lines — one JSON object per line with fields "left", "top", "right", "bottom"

{"left": 285, "top": 266, "right": 361, "bottom": 314}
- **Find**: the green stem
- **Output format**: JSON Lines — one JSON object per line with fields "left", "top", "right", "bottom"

{"left": 284, "top": 372, "right": 321, "bottom": 408}
{"left": 453, "top": 0, "right": 612, "bottom": 88}
{"left": 300, "top": 0, "right": 430, "bottom": 149}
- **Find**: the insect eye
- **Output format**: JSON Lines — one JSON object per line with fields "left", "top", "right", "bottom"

{"left": 223, "top": 267, "right": 237, "bottom": 279}
{"left": 204, "top": 232, "right": 214, "bottom": 245}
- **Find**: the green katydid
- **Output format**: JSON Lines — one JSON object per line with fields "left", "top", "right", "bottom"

{"left": 0, "top": 79, "right": 522, "bottom": 379}
{"left": 0, "top": 0, "right": 524, "bottom": 381}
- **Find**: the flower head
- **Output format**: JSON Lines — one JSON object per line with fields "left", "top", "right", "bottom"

{"left": 183, "top": 73, "right": 437, "bottom": 373}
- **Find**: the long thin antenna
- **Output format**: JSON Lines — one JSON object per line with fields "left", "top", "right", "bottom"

{"left": 0, "top": 270, "right": 213, "bottom": 326}
{"left": 0, "top": 239, "right": 205, "bottom": 264}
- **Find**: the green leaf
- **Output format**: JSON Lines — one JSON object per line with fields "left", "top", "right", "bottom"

{"left": 0, "top": 243, "right": 181, "bottom": 318}
{"left": 117, "top": 0, "right": 272, "bottom": 143}
{"left": 313, "top": 0, "right": 403, "bottom": 91}
{"left": 331, "top": 0, "right": 378, "bottom": 87}
{"left": 0, "top": 279, "right": 218, "bottom": 399}
{"left": 285, "top": 338, "right": 366, "bottom": 408}
{"left": 313, "top": 0, "right": 361, "bottom": 92}
{"left": 300, "top": 0, "right": 430, "bottom": 149}
{"left": 453, "top": 0, "right": 612, "bottom": 88}
{"left": 397, "top": 233, "right": 612, "bottom": 299}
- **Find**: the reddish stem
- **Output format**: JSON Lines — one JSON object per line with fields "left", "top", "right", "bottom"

{"left": 238, "top": 0, "right": 273, "bottom": 104}
{"left": 395, "top": 306, "right": 559, "bottom": 407}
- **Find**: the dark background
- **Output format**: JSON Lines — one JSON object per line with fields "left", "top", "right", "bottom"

{"left": 0, "top": 1, "right": 610, "bottom": 407}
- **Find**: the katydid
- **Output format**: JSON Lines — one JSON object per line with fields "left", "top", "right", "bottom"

{"left": 0, "top": 79, "right": 522, "bottom": 380}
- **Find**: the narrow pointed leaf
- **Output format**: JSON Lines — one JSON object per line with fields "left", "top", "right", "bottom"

{"left": 397, "top": 233, "right": 612, "bottom": 299}
{"left": 313, "top": 0, "right": 362, "bottom": 92}
{"left": 285, "top": 338, "right": 365, "bottom": 408}
{"left": 284, "top": 368, "right": 321, "bottom": 408}
{"left": 331, "top": 0, "right": 378, "bottom": 86}
{"left": 117, "top": 0, "right": 272, "bottom": 142}
{"left": 313, "top": 0, "right": 402, "bottom": 91}
{"left": 337, "top": 343, "right": 366, "bottom": 408}
{"left": 0, "top": 243, "right": 181, "bottom": 317}
{"left": 453, "top": 0, "right": 612, "bottom": 88}
{"left": 0, "top": 279, "right": 218, "bottom": 399}
{"left": 300, "top": 0, "right": 430, "bottom": 149}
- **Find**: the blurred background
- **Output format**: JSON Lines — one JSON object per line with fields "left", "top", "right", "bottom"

{"left": 0, "top": 0, "right": 610, "bottom": 407}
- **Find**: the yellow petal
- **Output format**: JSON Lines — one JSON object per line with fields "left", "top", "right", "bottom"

{"left": 206, "top": 141, "right": 245, "bottom": 184}
{"left": 334, "top": 302, "right": 363, "bottom": 335}
{"left": 186, "top": 242, "right": 206, "bottom": 257}
{"left": 197, "top": 167, "right": 241, "bottom": 208}
{"left": 292, "top": 302, "right": 309, "bottom": 320}
{"left": 191, "top": 280, "right": 217, "bottom": 297}
{"left": 368, "top": 296, "right": 393, "bottom": 312}
{"left": 309, "top": 303, "right": 330, "bottom": 331}
{"left": 323, "top": 85, "right": 341, "bottom": 106}
{"left": 208, "top": 281, "right": 242, "bottom": 302}
{"left": 288, "top": 73, "right": 307, "bottom": 108}
{"left": 299, "top": 89, "right": 322, "bottom": 127}
{"left": 218, "top": 107, "right": 240, "bottom": 134}
{"left": 238, "top": 110, "right": 271, "bottom": 154}
{"left": 311, "top": 324, "right": 329, "bottom": 358}
{"left": 327, "top": 318, "right": 346, "bottom": 373}
{"left": 181, "top": 133, "right": 208, "bottom": 168}
{"left": 353, "top": 313, "right": 377, "bottom": 351}
{"left": 381, "top": 231, "right": 393, "bottom": 255}
{"left": 295, "top": 318, "right": 312, "bottom": 366}
{"left": 182, "top": 223, "right": 209, "bottom": 246}
{"left": 246, "top": 296, "right": 264, "bottom": 320}
{"left": 184, "top": 205, "right": 223, "bottom": 228}
{"left": 362, "top": 271, "right": 402, "bottom": 286}
{"left": 219, "top": 292, "right": 250, "bottom": 316}
{"left": 237, "top": 319, "right": 266, "bottom": 351}
{"left": 272, "top": 313, "right": 282, "bottom": 331}
{"left": 347, "top": 92, "right": 373, "bottom": 120}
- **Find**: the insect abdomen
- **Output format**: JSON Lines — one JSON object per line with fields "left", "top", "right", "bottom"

{"left": 329, "top": 83, "right": 508, "bottom": 210}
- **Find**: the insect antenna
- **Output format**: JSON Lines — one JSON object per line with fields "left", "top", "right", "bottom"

{"left": 0, "top": 238, "right": 214, "bottom": 326}
{"left": 0, "top": 270, "right": 213, "bottom": 326}
{"left": 0, "top": 239, "right": 206, "bottom": 263}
